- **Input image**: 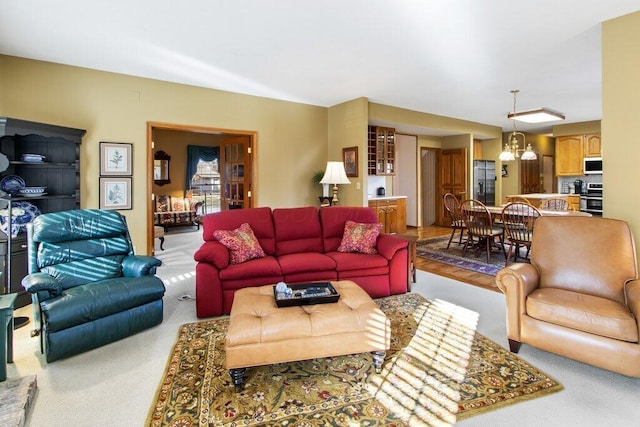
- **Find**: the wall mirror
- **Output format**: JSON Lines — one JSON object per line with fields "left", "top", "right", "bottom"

{"left": 154, "top": 150, "right": 171, "bottom": 186}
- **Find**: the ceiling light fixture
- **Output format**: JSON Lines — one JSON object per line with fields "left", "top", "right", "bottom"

{"left": 508, "top": 108, "right": 565, "bottom": 123}
{"left": 499, "top": 89, "right": 537, "bottom": 162}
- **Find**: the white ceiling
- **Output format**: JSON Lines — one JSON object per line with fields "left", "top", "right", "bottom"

{"left": 1, "top": 1, "right": 638, "bottom": 136}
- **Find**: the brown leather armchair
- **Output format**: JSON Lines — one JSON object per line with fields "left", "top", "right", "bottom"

{"left": 496, "top": 216, "right": 640, "bottom": 377}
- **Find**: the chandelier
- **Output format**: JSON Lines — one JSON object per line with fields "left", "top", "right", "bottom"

{"left": 499, "top": 90, "right": 537, "bottom": 162}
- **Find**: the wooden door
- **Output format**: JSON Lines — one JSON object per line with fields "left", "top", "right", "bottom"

{"left": 220, "top": 135, "right": 253, "bottom": 210}
{"left": 520, "top": 157, "right": 540, "bottom": 194}
{"left": 436, "top": 148, "right": 467, "bottom": 226}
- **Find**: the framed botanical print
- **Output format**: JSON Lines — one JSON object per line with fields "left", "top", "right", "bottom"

{"left": 342, "top": 146, "right": 358, "bottom": 177}
{"left": 100, "top": 142, "right": 132, "bottom": 176}
{"left": 99, "top": 177, "right": 132, "bottom": 210}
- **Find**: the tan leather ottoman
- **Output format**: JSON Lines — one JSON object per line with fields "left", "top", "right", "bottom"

{"left": 225, "top": 280, "right": 390, "bottom": 390}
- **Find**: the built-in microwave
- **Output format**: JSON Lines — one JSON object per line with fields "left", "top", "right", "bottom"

{"left": 584, "top": 157, "right": 603, "bottom": 174}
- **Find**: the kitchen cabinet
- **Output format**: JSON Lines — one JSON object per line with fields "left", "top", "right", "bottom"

{"left": 583, "top": 134, "right": 602, "bottom": 157}
{"left": 555, "top": 135, "right": 584, "bottom": 176}
{"left": 0, "top": 117, "right": 85, "bottom": 308}
{"left": 556, "top": 133, "right": 602, "bottom": 176}
{"left": 367, "top": 126, "right": 395, "bottom": 175}
{"left": 567, "top": 195, "right": 580, "bottom": 211}
{"left": 368, "top": 197, "right": 406, "bottom": 234}
{"left": 473, "top": 139, "right": 483, "bottom": 160}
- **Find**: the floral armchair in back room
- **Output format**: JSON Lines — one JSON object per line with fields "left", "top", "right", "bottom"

{"left": 154, "top": 195, "right": 203, "bottom": 230}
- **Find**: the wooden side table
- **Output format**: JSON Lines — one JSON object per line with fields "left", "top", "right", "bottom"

{"left": 0, "top": 293, "right": 17, "bottom": 382}
{"left": 397, "top": 234, "right": 418, "bottom": 291}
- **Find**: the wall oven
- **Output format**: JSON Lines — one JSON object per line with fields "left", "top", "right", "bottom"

{"left": 580, "top": 183, "right": 603, "bottom": 216}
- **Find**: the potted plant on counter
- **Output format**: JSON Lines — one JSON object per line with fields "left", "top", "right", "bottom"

{"left": 312, "top": 170, "right": 330, "bottom": 197}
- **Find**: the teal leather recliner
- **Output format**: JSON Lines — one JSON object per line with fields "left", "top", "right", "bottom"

{"left": 21, "top": 209, "right": 166, "bottom": 362}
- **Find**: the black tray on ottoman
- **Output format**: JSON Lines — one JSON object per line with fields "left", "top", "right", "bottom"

{"left": 273, "top": 282, "right": 340, "bottom": 307}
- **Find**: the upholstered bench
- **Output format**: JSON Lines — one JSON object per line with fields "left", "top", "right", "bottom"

{"left": 225, "top": 280, "right": 390, "bottom": 390}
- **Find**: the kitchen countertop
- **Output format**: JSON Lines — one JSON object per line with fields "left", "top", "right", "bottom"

{"left": 368, "top": 195, "right": 407, "bottom": 201}
{"left": 506, "top": 193, "right": 579, "bottom": 199}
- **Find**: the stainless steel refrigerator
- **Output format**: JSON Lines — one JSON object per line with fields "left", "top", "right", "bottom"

{"left": 473, "top": 160, "right": 496, "bottom": 205}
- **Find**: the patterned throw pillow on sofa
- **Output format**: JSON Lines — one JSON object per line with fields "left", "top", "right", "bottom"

{"left": 337, "top": 220, "right": 382, "bottom": 254}
{"left": 213, "top": 222, "right": 266, "bottom": 264}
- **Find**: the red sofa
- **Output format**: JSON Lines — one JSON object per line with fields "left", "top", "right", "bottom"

{"left": 194, "top": 206, "right": 409, "bottom": 317}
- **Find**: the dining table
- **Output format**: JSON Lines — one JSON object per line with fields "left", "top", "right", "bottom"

{"left": 486, "top": 205, "right": 592, "bottom": 219}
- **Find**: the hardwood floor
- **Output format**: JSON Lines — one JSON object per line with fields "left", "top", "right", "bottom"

{"left": 405, "top": 225, "right": 500, "bottom": 293}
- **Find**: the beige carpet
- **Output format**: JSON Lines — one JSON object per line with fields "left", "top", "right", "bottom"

{"left": 147, "top": 293, "right": 562, "bottom": 426}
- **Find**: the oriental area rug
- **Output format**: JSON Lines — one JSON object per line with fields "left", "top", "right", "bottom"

{"left": 416, "top": 236, "right": 508, "bottom": 276}
{"left": 147, "top": 293, "right": 562, "bottom": 427}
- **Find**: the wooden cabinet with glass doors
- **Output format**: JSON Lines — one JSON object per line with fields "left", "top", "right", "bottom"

{"left": 367, "top": 126, "right": 395, "bottom": 175}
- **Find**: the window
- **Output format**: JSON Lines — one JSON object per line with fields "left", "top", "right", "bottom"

{"left": 190, "top": 159, "right": 221, "bottom": 214}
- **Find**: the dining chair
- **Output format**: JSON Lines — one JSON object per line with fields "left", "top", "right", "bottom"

{"left": 443, "top": 193, "right": 467, "bottom": 249}
{"left": 460, "top": 199, "right": 505, "bottom": 263}
{"left": 539, "top": 197, "right": 570, "bottom": 211}
{"left": 501, "top": 202, "right": 541, "bottom": 266}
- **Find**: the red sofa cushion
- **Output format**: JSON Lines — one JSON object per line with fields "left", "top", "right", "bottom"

{"left": 338, "top": 220, "right": 382, "bottom": 254}
{"left": 219, "top": 256, "right": 282, "bottom": 283}
{"left": 320, "top": 206, "right": 379, "bottom": 252}
{"left": 273, "top": 206, "right": 323, "bottom": 255}
{"left": 213, "top": 222, "right": 266, "bottom": 264}
{"left": 326, "top": 251, "right": 389, "bottom": 272}
{"left": 277, "top": 252, "right": 336, "bottom": 275}
{"left": 202, "top": 207, "right": 275, "bottom": 255}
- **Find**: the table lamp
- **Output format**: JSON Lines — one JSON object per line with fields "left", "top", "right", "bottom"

{"left": 320, "top": 161, "right": 351, "bottom": 205}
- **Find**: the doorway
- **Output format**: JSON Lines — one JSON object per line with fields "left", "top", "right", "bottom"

{"left": 420, "top": 148, "right": 438, "bottom": 227}
{"left": 146, "top": 122, "right": 256, "bottom": 254}
{"left": 542, "top": 155, "right": 555, "bottom": 193}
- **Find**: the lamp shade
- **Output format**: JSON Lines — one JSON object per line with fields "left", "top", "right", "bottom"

{"left": 320, "top": 161, "right": 351, "bottom": 185}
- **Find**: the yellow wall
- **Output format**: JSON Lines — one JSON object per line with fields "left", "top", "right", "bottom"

{"left": 368, "top": 103, "right": 501, "bottom": 138}
{"left": 0, "top": 55, "right": 328, "bottom": 253}
{"left": 418, "top": 135, "right": 443, "bottom": 149}
{"left": 327, "top": 98, "right": 368, "bottom": 206}
{"left": 552, "top": 120, "right": 601, "bottom": 137}
{"left": 603, "top": 11, "right": 640, "bottom": 258}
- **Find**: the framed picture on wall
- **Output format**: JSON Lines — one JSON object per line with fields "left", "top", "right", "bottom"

{"left": 502, "top": 164, "right": 509, "bottom": 177}
{"left": 100, "top": 142, "right": 132, "bottom": 176}
{"left": 99, "top": 177, "right": 132, "bottom": 210}
{"left": 342, "top": 146, "right": 358, "bottom": 177}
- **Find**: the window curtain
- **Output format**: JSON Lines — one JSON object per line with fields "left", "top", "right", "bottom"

{"left": 186, "top": 145, "right": 219, "bottom": 190}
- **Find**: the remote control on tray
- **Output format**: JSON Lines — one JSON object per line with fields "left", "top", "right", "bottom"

{"left": 273, "top": 282, "right": 340, "bottom": 307}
